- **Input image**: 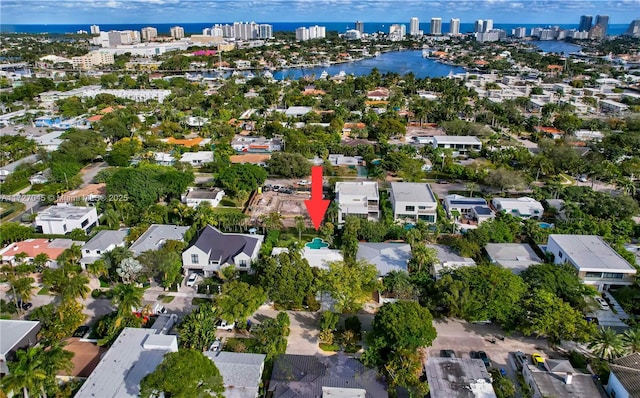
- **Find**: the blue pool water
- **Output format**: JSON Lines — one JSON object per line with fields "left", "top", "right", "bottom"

{"left": 305, "top": 238, "right": 329, "bottom": 249}
{"left": 539, "top": 222, "right": 554, "bottom": 229}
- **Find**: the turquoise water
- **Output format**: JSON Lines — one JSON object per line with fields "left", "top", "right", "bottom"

{"left": 539, "top": 222, "right": 554, "bottom": 229}
{"left": 306, "top": 238, "right": 329, "bottom": 249}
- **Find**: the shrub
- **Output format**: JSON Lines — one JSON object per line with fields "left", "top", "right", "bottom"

{"left": 568, "top": 351, "right": 588, "bottom": 369}
{"left": 344, "top": 315, "right": 362, "bottom": 337}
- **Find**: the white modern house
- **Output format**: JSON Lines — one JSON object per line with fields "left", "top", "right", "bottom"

{"left": 179, "top": 151, "right": 214, "bottom": 167}
{"left": 182, "top": 188, "right": 225, "bottom": 208}
{"left": 443, "top": 194, "right": 494, "bottom": 224}
{"left": 80, "top": 230, "right": 128, "bottom": 266}
{"left": 432, "top": 136, "right": 482, "bottom": 155}
{"left": 181, "top": 225, "right": 263, "bottom": 277}
{"left": 389, "top": 182, "right": 438, "bottom": 223}
{"left": 335, "top": 181, "right": 379, "bottom": 224}
{"left": 491, "top": 197, "right": 544, "bottom": 219}
{"left": 546, "top": 234, "right": 637, "bottom": 291}
{"left": 34, "top": 204, "right": 99, "bottom": 235}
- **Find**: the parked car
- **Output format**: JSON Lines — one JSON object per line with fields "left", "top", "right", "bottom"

{"left": 17, "top": 301, "right": 32, "bottom": 311}
{"left": 217, "top": 320, "right": 235, "bottom": 331}
{"left": 186, "top": 273, "right": 198, "bottom": 287}
{"left": 440, "top": 350, "right": 456, "bottom": 358}
{"left": 437, "top": 179, "right": 449, "bottom": 184}
{"left": 477, "top": 351, "right": 491, "bottom": 367}
{"left": 73, "top": 325, "right": 90, "bottom": 338}
{"left": 298, "top": 180, "right": 310, "bottom": 186}
{"left": 595, "top": 296, "right": 610, "bottom": 310}
{"left": 272, "top": 185, "right": 281, "bottom": 192}
{"left": 532, "top": 353, "right": 545, "bottom": 366}
{"left": 514, "top": 351, "right": 528, "bottom": 370}
{"left": 209, "top": 339, "right": 221, "bottom": 351}
{"left": 470, "top": 351, "right": 479, "bottom": 359}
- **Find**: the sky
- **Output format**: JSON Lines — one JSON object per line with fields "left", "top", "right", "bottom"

{"left": 2, "top": 0, "right": 639, "bottom": 25}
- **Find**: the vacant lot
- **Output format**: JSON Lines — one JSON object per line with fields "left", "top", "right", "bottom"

{"left": 248, "top": 190, "right": 312, "bottom": 228}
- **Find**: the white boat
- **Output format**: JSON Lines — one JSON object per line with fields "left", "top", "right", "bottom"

{"left": 319, "top": 70, "right": 329, "bottom": 79}
{"left": 320, "top": 61, "right": 330, "bottom": 67}
{"left": 263, "top": 70, "right": 273, "bottom": 79}
{"left": 422, "top": 50, "right": 429, "bottom": 58}
{"left": 246, "top": 72, "right": 256, "bottom": 79}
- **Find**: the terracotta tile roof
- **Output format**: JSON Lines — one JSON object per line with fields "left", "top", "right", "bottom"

{"left": 230, "top": 154, "right": 271, "bottom": 164}
{"left": 166, "top": 137, "right": 203, "bottom": 147}
{"left": 365, "top": 100, "right": 389, "bottom": 105}
{"left": 547, "top": 65, "right": 563, "bottom": 70}
{"left": 60, "top": 338, "right": 106, "bottom": 377}
{"left": 302, "top": 88, "right": 326, "bottom": 96}
{"left": 0, "top": 239, "right": 68, "bottom": 260}
{"left": 474, "top": 60, "right": 489, "bottom": 66}
{"left": 86, "top": 115, "right": 103, "bottom": 122}
{"left": 98, "top": 105, "right": 125, "bottom": 114}
{"left": 535, "top": 126, "right": 563, "bottom": 134}
{"left": 56, "top": 183, "right": 106, "bottom": 203}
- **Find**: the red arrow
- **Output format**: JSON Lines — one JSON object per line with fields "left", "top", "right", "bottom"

{"left": 304, "top": 165, "right": 330, "bottom": 230}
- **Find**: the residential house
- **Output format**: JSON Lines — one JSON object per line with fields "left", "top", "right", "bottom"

{"left": 425, "top": 357, "right": 496, "bottom": 398}
{"left": 342, "top": 122, "right": 366, "bottom": 137}
{"left": 182, "top": 188, "right": 225, "bottom": 208}
{"left": 366, "top": 87, "right": 390, "bottom": 100}
{"left": 80, "top": 230, "right": 128, "bottom": 266}
{"left": 59, "top": 338, "right": 106, "bottom": 379}
{"left": 491, "top": 197, "right": 544, "bottom": 219}
{"left": 607, "top": 353, "right": 640, "bottom": 398}
{"left": 129, "top": 224, "right": 189, "bottom": 256}
{"left": 32, "top": 130, "right": 65, "bottom": 152}
{"left": 428, "top": 244, "right": 476, "bottom": 280}
{"left": 284, "top": 106, "right": 313, "bottom": 117}
{"left": 546, "top": 234, "right": 637, "bottom": 291}
{"left": 600, "top": 99, "right": 629, "bottom": 114}
{"left": 522, "top": 359, "right": 603, "bottom": 398}
{"left": 29, "top": 171, "right": 49, "bottom": 185}
{"left": 153, "top": 152, "right": 176, "bottom": 166}
{"left": 357, "top": 242, "right": 411, "bottom": 275}
{"left": 179, "top": 151, "right": 214, "bottom": 167}
{"left": 164, "top": 136, "right": 211, "bottom": 147}
{"left": 485, "top": 243, "right": 542, "bottom": 275}
{"left": 535, "top": 126, "right": 564, "bottom": 140}
{"left": 56, "top": 183, "right": 106, "bottom": 205}
{"left": 574, "top": 130, "right": 604, "bottom": 142}
{"left": 268, "top": 354, "right": 388, "bottom": 398}
{"left": 432, "top": 136, "right": 482, "bottom": 155}
{"left": 327, "top": 154, "right": 364, "bottom": 167}
{"left": 181, "top": 225, "right": 263, "bottom": 277}
{"left": 0, "top": 320, "right": 41, "bottom": 375}
{"left": 0, "top": 238, "right": 75, "bottom": 267}
{"left": 443, "top": 194, "right": 494, "bottom": 224}
{"left": 335, "top": 181, "right": 379, "bottom": 223}
{"left": 204, "top": 352, "right": 266, "bottom": 398}
{"left": 231, "top": 136, "right": 283, "bottom": 152}
{"left": 0, "top": 154, "right": 38, "bottom": 182}
{"left": 389, "top": 182, "right": 438, "bottom": 223}
{"left": 74, "top": 328, "right": 178, "bottom": 398}
{"left": 229, "top": 153, "right": 271, "bottom": 167}
{"left": 35, "top": 204, "right": 99, "bottom": 235}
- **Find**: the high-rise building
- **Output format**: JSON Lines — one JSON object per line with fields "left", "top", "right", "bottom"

{"left": 295, "top": 25, "right": 325, "bottom": 41}
{"left": 141, "top": 27, "right": 157, "bottom": 41}
{"left": 344, "top": 29, "right": 362, "bottom": 40}
{"left": 624, "top": 19, "right": 640, "bottom": 38}
{"left": 430, "top": 18, "right": 442, "bottom": 35}
{"left": 484, "top": 19, "right": 493, "bottom": 32}
{"left": 389, "top": 24, "right": 406, "bottom": 41}
{"left": 410, "top": 17, "right": 420, "bottom": 36}
{"left": 474, "top": 20, "right": 485, "bottom": 33}
{"left": 90, "top": 25, "right": 100, "bottom": 34}
{"left": 595, "top": 15, "right": 609, "bottom": 36}
{"left": 511, "top": 27, "right": 527, "bottom": 38}
{"left": 202, "top": 28, "right": 212, "bottom": 36}
{"left": 579, "top": 15, "right": 593, "bottom": 32}
{"left": 449, "top": 18, "right": 460, "bottom": 35}
{"left": 259, "top": 24, "right": 273, "bottom": 39}
{"left": 589, "top": 24, "right": 605, "bottom": 39}
{"left": 170, "top": 26, "right": 184, "bottom": 39}
{"left": 355, "top": 21, "right": 364, "bottom": 34}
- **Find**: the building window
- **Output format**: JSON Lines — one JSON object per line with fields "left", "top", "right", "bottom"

{"left": 239, "top": 260, "right": 247, "bottom": 267}
{"left": 558, "top": 252, "right": 563, "bottom": 259}
{"left": 81, "top": 219, "right": 89, "bottom": 228}
{"left": 418, "top": 206, "right": 427, "bottom": 210}
{"left": 85, "top": 250, "right": 90, "bottom": 254}
{"left": 405, "top": 206, "right": 415, "bottom": 212}
{"left": 96, "top": 250, "right": 101, "bottom": 255}
{"left": 603, "top": 273, "right": 623, "bottom": 279}
{"left": 585, "top": 272, "right": 602, "bottom": 278}
{"left": 63, "top": 224, "right": 67, "bottom": 232}
{"left": 191, "top": 254, "right": 199, "bottom": 264}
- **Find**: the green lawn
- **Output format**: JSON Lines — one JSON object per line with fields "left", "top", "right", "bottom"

{"left": 160, "top": 295, "right": 175, "bottom": 303}
{"left": 224, "top": 337, "right": 259, "bottom": 352}
{"left": 319, "top": 343, "right": 340, "bottom": 352}
{"left": 191, "top": 297, "right": 213, "bottom": 305}
{"left": 37, "top": 286, "right": 50, "bottom": 295}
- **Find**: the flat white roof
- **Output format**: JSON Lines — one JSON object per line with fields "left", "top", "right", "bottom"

{"left": 390, "top": 182, "right": 436, "bottom": 204}
{"left": 549, "top": 234, "right": 637, "bottom": 274}
{"left": 335, "top": 181, "right": 379, "bottom": 198}
{"left": 36, "top": 205, "right": 95, "bottom": 221}
{"left": 433, "top": 135, "right": 482, "bottom": 144}
{"left": 75, "top": 328, "right": 178, "bottom": 398}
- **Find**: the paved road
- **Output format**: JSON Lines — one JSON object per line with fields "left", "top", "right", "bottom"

{"left": 79, "top": 161, "right": 108, "bottom": 187}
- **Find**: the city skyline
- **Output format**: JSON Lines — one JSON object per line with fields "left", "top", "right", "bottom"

{"left": 2, "top": 0, "right": 639, "bottom": 25}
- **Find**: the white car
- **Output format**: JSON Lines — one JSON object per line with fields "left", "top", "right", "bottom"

{"left": 298, "top": 180, "right": 311, "bottom": 186}
{"left": 186, "top": 273, "right": 198, "bottom": 287}
{"left": 209, "top": 339, "right": 221, "bottom": 351}
{"left": 217, "top": 320, "right": 235, "bottom": 331}
{"left": 595, "top": 296, "right": 610, "bottom": 310}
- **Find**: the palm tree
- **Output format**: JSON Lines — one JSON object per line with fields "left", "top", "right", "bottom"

{"left": 588, "top": 327, "right": 626, "bottom": 360}
{"left": 295, "top": 216, "right": 306, "bottom": 241}
{"left": 32, "top": 253, "right": 49, "bottom": 271}
{"left": 622, "top": 327, "right": 640, "bottom": 354}
{"left": 409, "top": 243, "right": 437, "bottom": 274}
{"left": 8, "top": 275, "right": 34, "bottom": 314}
{"left": 112, "top": 283, "right": 144, "bottom": 316}
{"left": 1, "top": 347, "right": 47, "bottom": 398}
{"left": 87, "top": 259, "right": 108, "bottom": 279}
{"left": 61, "top": 272, "right": 91, "bottom": 303}
{"left": 263, "top": 211, "right": 283, "bottom": 231}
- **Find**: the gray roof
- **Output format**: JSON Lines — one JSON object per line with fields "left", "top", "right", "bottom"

{"left": 269, "top": 354, "right": 387, "bottom": 398}
{"left": 335, "top": 181, "right": 379, "bottom": 198}
{"left": 129, "top": 224, "right": 189, "bottom": 256}
{"left": 285, "top": 106, "right": 313, "bottom": 116}
{"left": 204, "top": 351, "right": 266, "bottom": 398}
{"left": 82, "top": 230, "right": 127, "bottom": 251}
{"left": 0, "top": 320, "right": 41, "bottom": 356}
{"left": 425, "top": 357, "right": 495, "bottom": 398}
{"left": 525, "top": 363, "right": 603, "bottom": 398}
{"left": 357, "top": 243, "right": 411, "bottom": 275}
{"left": 485, "top": 243, "right": 542, "bottom": 274}
{"left": 192, "top": 226, "right": 264, "bottom": 266}
{"left": 548, "top": 235, "right": 637, "bottom": 273}
{"left": 0, "top": 154, "right": 38, "bottom": 173}
{"left": 426, "top": 244, "right": 475, "bottom": 264}
{"left": 75, "top": 328, "right": 178, "bottom": 398}
{"left": 610, "top": 353, "right": 640, "bottom": 398}
{"left": 186, "top": 188, "right": 224, "bottom": 199}
{"left": 390, "top": 182, "right": 436, "bottom": 203}
{"left": 36, "top": 205, "right": 94, "bottom": 220}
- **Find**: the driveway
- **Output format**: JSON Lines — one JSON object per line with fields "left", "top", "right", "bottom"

{"left": 79, "top": 162, "right": 108, "bottom": 187}
{"left": 250, "top": 309, "right": 320, "bottom": 355}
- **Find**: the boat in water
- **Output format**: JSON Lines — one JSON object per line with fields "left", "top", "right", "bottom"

{"left": 319, "top": 70, "right": 329, "bottom": 79}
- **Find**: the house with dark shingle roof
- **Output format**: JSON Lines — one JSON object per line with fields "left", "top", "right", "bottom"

{"left": 181, "top": 225, "right": 263, "bottom": 277}
{"left": 268, "top": 354, "right": 387, "bottom": 398}
{"left": 608, "top": 353, "right": 640, "bottom": 398}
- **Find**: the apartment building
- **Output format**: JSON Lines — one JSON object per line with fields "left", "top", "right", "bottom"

{"left": 71, "top": 51, "right": 115, "bottom": 70}
{"left": 335, "top": 181, "right": 379, "bottom": 223}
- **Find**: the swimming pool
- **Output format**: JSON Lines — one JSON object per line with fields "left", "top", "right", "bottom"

{"left": 539, "top": 222, "right": 555, "bottom": 229}
{"left": 305, "top": 237, "right": 329, "bottom": 249}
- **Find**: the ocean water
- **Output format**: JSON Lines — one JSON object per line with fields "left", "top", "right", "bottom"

{"left": 0, "top": 22, "right": 630, "bottom": 36}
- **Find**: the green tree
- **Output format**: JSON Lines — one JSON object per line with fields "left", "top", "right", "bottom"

{"left": 588, "top": 327, "right": 626, "bottom": 360}
{"left": 622, "top": 327, "right": 640, "bottom": 354}
{"left": 29, "top": 301, "right": 86, "bottom": 340}
{"left": 320, "top": 310, "right": 340, "bottom": 332}
{"left": 321, "top": 260, "right": 381, "bottom": 313}
{"left": 216, "top": 280, "right": 266, "bottom": 323}
{"left": 140, "top": 349, "right": 224, "bottom": 398}
{"left": 267, "top": 152, "right": 312, "bottom": 178}
{"left": 177, "top": 305, "right": 218, "bottom": 351}
{"left": 521, "top": 263, "right": 593, "bottom": 309}
{"left": 257, "top": 251, "right": 316, "bottom": 310}
{"left": 111, "top": 283, "right": 144, "bottom": 316}
{"left": 218, "top": 164, "right": 267, "bottom": 196}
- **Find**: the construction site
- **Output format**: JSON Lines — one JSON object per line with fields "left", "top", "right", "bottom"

{"left": 247, "top": 189, "right": 312, "bottom": 228}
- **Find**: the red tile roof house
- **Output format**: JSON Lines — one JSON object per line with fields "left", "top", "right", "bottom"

{"left": 0, "top": 238, "right": 76, "bottom": 267}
